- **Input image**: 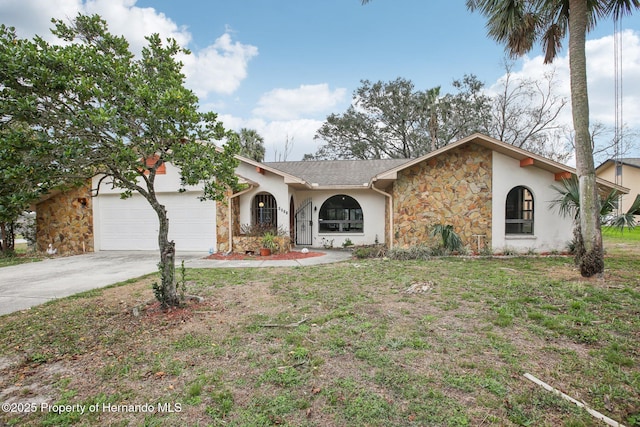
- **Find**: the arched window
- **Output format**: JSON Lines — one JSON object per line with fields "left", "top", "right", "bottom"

{"left": 505, "top": 186, "right": 534, "bottom": 234}
{"left": 253, "top": 193, "right": 277, "bottom": 229}
{"left": 319, "top": 195, "right": 363, "bottom": 233}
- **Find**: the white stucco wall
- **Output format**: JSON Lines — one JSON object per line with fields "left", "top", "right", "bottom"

{"left": 294, "top": 189, "right": 387, "bottom": 248}
{"left": 91, "top": 164, "right": 217, "bottom": 251}
{"left": 92, "top": 163, "right": 204, "bottom": 195}
{"left": 492, "top": 152, "right": 574, "bottom": 253}
{"left": 234, "top": 162, "right": 292, "bottom": 233}
{"left": 234, "top": 164, "right": 387, "bottom": 248}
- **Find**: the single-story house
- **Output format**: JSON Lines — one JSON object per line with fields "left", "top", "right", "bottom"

{"left": 596, "top": 158, "right": 640, "bottom": 215}
{"left": 35, "top": 133, "right": 628, "bottom": 255}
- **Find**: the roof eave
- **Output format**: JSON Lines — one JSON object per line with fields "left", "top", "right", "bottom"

{"left": 370, "top": 133, "right": 629, "bottom": 194}
{"left": 596, "top": 178, "right": 629, "bottom": 194}
{"left": 308, "top": 184, "right": 371, "bottom": 191}
{"left": 236, "top": 154, "right": 309, "bottom": 187}
{"left": 596, "top": 158, "right": 640, "bottom": 172}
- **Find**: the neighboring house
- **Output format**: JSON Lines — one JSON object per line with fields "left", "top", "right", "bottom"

{"left": 596, "top": 158, "right": 640, "bottom": 215}
{"left": 35, "top": 133, "right": 628, "bottom": 255}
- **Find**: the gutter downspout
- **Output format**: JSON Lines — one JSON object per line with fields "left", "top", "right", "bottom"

{"left": 226, "top": 185, "right": 255, "bottom": 254}
{"left": 370, "top": 180, "right": 393, "bottom": 249}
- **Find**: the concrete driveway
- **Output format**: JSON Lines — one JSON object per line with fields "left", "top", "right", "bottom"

{"left": 0, "top": 249, "right": 352, "bottom": 316}
{"left": 0, "top": 251, "right": 206, "bottom": 316}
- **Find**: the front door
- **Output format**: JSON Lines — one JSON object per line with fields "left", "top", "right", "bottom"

{"left": 295, "top": 198, "right": 313, "bottom": 245}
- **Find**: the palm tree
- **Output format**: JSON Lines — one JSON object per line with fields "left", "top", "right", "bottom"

{"left": 609, "top": 194, "right": 640, "bottom": 229}
{"left": 551, "top": 176, "right": 639, "bottom": 264}
{"left": 463, "top": 0, "right": 639, "bottom": 277}
{"left": 237, "top": 128, "right": 265, "bottom": 162}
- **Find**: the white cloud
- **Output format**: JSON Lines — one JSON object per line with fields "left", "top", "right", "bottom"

{"left": 220, "top": 115, "right": 324, "bottom": 161}
{"left": 82, "top": 0, "right": 192, "bottom": 53}
{"left": 260, "top": 119, "right": 325, "bottom": 161}
{"left": 488, "top": 29, "right": 640, "bottom": 156}
{"left": 0, "top": 0, "right": 257, "bottom": 99}
{"left": 0, "top": 0, "right": 80, "bottom": 40}
{"left": 180, "top": 33, "right": 258, "bottom": 98}
{"left": 223, "top": 84, "right": 348, "bottom": 160}
{"left": 253, "top": 84, "right": 347, "bottom": 121}
{"left": 586, "top": 30, "right": 640, "bottom": 127}
{"left": 0, "top": 0, "right": 189, "bottom": 49}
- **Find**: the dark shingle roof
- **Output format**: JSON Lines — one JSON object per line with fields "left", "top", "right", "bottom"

{"left": 263, "top": 159, "right": 412, "bottom": 187}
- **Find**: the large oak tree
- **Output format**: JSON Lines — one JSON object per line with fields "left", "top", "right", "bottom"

{"left": 308, "top": 76, "right": 492, "bottom": 160}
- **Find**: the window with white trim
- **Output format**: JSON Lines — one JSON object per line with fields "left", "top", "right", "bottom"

{"left": 319, "top": 195, "right": 363, "bottom": 233}
{"left": 505, "top": 186, "right": 534, "bottom": 234}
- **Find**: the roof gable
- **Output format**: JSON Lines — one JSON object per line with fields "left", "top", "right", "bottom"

{"left": 373, "top": 133, "right": 628, "bottom": 193}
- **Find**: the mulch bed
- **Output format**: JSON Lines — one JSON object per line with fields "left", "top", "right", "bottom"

{"left": 205, "top": 251, "right": 325, "bottom": 261}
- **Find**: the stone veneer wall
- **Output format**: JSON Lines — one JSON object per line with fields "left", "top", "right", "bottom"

{"left": 36, "top": 185, "right": 94, "bottom": 255}
{"left": 391, "top": 143, "right": 492, "bottom": 252}
{"left": 216, "top": 192, "right": 291, "bottom": 254}
{"left": 232, "top": 235, "right": 291, "bottom": 254}
{"left": 215, "top": 194, "right": 240, "bottom": 253}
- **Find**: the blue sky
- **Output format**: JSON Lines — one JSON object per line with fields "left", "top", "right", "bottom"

{"left": 133, "top": 1, "right": 510, "bottom": 111}
{"left": 2, "top": 0, "right": 639, "bottom": 161}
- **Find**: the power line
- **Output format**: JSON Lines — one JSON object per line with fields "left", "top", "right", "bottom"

{"left": 613, "top": 15, "right": 623, "bottom": 214}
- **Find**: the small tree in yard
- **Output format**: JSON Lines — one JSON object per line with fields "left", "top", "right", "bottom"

{"left": 0, "top": 15, "right": 239, "bottom": 307}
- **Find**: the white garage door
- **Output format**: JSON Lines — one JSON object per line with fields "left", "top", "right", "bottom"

{"left": 96, "top": 192, "right": 216, "bottom": 251}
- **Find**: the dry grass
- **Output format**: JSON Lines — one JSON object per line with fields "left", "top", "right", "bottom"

{"left": 0, "top": 239, "right": 639, "bottom": 426}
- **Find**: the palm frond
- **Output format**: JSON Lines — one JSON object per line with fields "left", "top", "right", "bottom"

{"left": 599, "top": 189, "right": 619, "bottom": 217}
{"left": 604, "top": 194, "right": 640, "bottom": 231}
{"left": 542, "top": 22, "right": 563, "bottom": 63}
{"left": 603, "top": 0, "right": 640, "bottom": 21}
{"left": 430, "top": 224, "right": 463, "bottom": 252}
{"left": 608, "top": 213, "right": 636, "bottom": 230}
{"left": 627, "top": 193, "right": 640, "bottom": 215}
{"left": 549, "top": 176, "right": 580, "bottom": 221}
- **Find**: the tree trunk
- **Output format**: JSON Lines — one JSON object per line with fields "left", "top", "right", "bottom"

{"left": 0, "top": 222, "right": 15, "bottom": 254}
{"left": 152, "top": 198, "right": 180, "bottom": 307}
{"left": 568, "top": 0, "right": 604, "bottom": 277}
{"left": 0, "top": 222, "right": 5, "bottom": 253}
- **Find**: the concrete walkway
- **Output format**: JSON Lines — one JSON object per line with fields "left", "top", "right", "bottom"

{"left": 0, "top": 250, "right": 352, "bottom": 316}
{"left": 187, "top": 250, "right": 352, "bottom": 268}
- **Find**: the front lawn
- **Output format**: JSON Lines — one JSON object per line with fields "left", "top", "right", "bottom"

{"left": 603, "top": 224, "right": 640, "bottom": 242}
{"left": 0, "top": 240, "right": 638, "bottom": 426}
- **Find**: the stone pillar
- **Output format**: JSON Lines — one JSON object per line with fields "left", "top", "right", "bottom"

{"left": 36, "top": 185, "right": 94, "bottom": 255}
{"left": 216, "top": 190, "right": 240, "bottom": 253}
